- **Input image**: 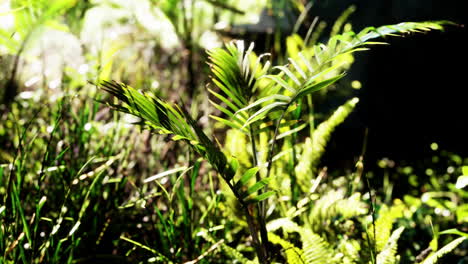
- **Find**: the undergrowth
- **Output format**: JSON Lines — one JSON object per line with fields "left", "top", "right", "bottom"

{"left": 0, "top": 1, "right": 466, "bottom": 263}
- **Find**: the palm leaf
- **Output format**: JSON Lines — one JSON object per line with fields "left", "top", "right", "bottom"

{"left": 234, "top": 167, "right": 260, "bottom": 190}
{"left": 99, "top": 80, "right": 234, "bottom": 180}
{"left": 208, "top": 40, "right": 270, "bottom": 130}
{"left": 100, "top": 81, "right": 277, "bottom": 206}
{"left": 237, "top": 21, "right": 449, "bottom": 127}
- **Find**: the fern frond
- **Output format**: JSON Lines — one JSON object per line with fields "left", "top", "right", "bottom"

{"left": 100, "top": 80, "right": 193, "bottom": 138}
{"left": 267, "top": 218, "right": 302, "bottom": 233}
{"left": 100, "top": 80, "right": 276, "bottom": 245}
{"left": 269, "top": 233, "right": 305, "bottom": 264}
{"left": 198, "top": 229, "right": 258, "bottom": 264}
{"left": 368, "top": 203, "right": 405, "bottom": 252}
{"left": 330, "top": 5, "right": 356, "bottom": 37}
{"left": 421, "top": 236, "right": 467, "bottom": 264}
{"left": 268, "top": 224, "right": 336, "bottom": 264}
{"left": 295, "top": 98, "right": 359, "bottom": 189}
{"left": 376, "top": 226, "right": 405, "bottom": 264}
{"left": 309, "top": 190, "right": 367, "bottom": 234}
{"left": 334, "top": 239, "right": 361, "bottom": 264}
{"left": 301, "top": 228, "right": 335, "bottom": 264}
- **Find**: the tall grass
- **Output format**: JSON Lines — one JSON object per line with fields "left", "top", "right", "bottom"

{"left": 0, "top": 1, "right": 466, "bottom": 263}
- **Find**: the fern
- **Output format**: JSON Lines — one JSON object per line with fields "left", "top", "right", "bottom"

{"left": 376, "top": 226, "right": 405, "bottom": 264}
{"left": 267, "top": 218, "right": 302, "bottom": 233}
{"left": 421, "top": 236, "right": 467, "bottom": 264}
{"left": 334, "top": 239, "right": 361, "bottom": 264}
{"left": 267, "top": 226, "right": 335, "bottom": 264}
{"left": 99, "top": 19, "right": 452, "bottom": 264}
{"left": 199, "top": 229, "right": 258, "bottom": 264}
{"left": 267, "top": 217, "right": 335, "bottom": 264}
{"left": 269, "top": 233, "right": 305, "bottom": 264}
{"left": 309, "top": 190, "right": 367, "bottom": 235}
{"left": 301, "top": 228, "right": 336, "bottom": 264}
{"left": 295, "top": 97, "right": 359, "bottom": 186}
{"left": 367, "top": 204, "right": 405, "bottom": 253}
{"left": 100, "top": 80, "right": 277, "bottom": 262}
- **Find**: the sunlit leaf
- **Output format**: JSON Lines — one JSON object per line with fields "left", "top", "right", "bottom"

{"left": 234, "top": 167, "right": 260, "bottom": 191}
{"left": 246, "top": 191, "right": 276, "bottom": 204}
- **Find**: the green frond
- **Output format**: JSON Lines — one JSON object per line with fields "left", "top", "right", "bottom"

{"left": 219, "top": 243, "right": 258, "bottom": 264}
{"left": 198, "top": 229, "right": 258, "bottom": 264}
{"left": 208, "top": 40, "right": 270, "bottom": 129}
{"left": 267, "top": 220, "right": 335, "bottom": 264}
{"left": 267, "top": 218, "right": 302, "bottom": 233}
{"left": 269, "top": 233, "right": 305, "bottom": 264}
{"left": 330, "top": 5, "right": 356, "bottom": 37}
{"left": 295, "top": 98, "right": 359, "bottom": 188}
{"left": 315, "top": 21, "right": 451, "bottom": 69}
{"left": 100, "top": 80, "right": 235, "bottom": 180}
{"left": 309, "top": 190, "right": 367, "bottom": 234}
{"left": 376, "top": 227, "right": 405, "bottom": 264}
{"left": 100, "top": 80, "right": 191, "bottom": 137}
{"left": 368, "top": 203, "right": 405, "bottom": 253}
{"left": 301, "top": 228, "right": 335, "bottom": 264}
{"left": 101, "top": 80, "right": 277, "bottom": 205}
{"left": 235, "top": 21, "right": 448, "bottom": 127}
{"left": 334, "top": 239, "right": 361, "bottom": 264}
{"left": 421, "top": 236, "right": 467, "bottom": 264}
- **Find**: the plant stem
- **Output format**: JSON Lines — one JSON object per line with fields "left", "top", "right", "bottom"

{"left": 225, "top": 179, "right": 268, "bottom": 263}
{"left": 258, "top": 105, "right": 291, "bottom": 261}
{"left": 350, "top": 128, "right": 368, "bottom": 195}
{"left": 249, "top": 126, "right": 271, "bottom": 262}
{"left": 249, "top": 126, "right": 259, "bottom": 168}
{"left": 265, "top": 105, "right": 289, "bottom": 185}
{"left": 289, "top": 99, "right": 303, "bottom": 204}
{"left": 307, "top": 94, "right": 315, "bottom": 137}
{"left": 290, "top": 131, "right": 298, "bottom": 204}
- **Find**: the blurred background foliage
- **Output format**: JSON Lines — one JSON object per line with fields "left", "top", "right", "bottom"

{"left": 0, "top": 0, "right": 467, "bottom": 263}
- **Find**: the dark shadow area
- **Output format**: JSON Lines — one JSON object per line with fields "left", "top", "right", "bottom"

{"left": 318, "top": 0, "right": 468, "bottom": 169}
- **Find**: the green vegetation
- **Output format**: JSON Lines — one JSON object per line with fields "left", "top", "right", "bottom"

{"left": 0, "top": 0, "right": 466, "bottom": 263}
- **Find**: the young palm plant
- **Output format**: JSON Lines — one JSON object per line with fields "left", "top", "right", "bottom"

{"left": 99, "top": 20, "right": 451, "bottom": 263}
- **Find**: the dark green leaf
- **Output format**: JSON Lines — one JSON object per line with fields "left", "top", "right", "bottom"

{"left": 246, "top": 191, "right": 276, "bottom": 204}
{"left": 234, "top": 167, "right": 260, "bottom": 191}
{"left": 241, "top": 178, "right": 271, "bottom": 199}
